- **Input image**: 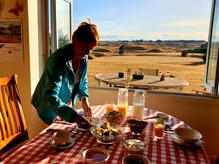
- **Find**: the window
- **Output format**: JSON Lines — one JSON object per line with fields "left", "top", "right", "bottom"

{"left": 73, "top": 0, "right": 212, "bottom": 95}
{"left": 46, "top": 0, "right": 219, "bottom": 96}
{"left": 48, "top": 0, "right": 72, "bottom": 54}
{"left": 204, "top": 0, "right": 219, "bottom": 95}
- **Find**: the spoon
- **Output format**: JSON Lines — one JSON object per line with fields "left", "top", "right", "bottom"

{"left": 46, "top": 128, "right": 78, "bottom": 134}
{"left": 143, "top": 116, "right": 159, "bottom": 120}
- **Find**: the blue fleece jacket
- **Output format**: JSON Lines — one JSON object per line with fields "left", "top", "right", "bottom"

{"left": 31, "top": 44, "right": 89, "bottom": 124}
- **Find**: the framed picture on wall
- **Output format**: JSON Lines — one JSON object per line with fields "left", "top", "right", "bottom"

{"left": 0, "top": 19, "right": 23, "bottom": 63}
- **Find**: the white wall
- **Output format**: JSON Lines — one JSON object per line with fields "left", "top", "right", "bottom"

{"left": 0, "top": 0, "right": 47, "bottom": 139}
{"left": 27, "top": 0, "right": 48, "bottom": 137}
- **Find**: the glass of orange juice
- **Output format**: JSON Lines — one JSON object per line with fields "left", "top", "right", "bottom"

{"left": 105, "top": 103, "right": 114, "bottom": 114}
{"left": 154, "top": 119, "right": 165, "bottom": 140}
{"left": 117, "top": 104, "right": 128, "bottom": 117}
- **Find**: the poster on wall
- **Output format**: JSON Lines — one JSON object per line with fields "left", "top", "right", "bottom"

{"left": 0, "top": 19, "right": 23, "bottom": 63}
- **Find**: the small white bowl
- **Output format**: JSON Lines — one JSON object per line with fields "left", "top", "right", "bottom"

{"left": 52, "top": 130, "right": 71, "bottom": 145}
{"left": 174, "top": 128, "right": 202, "bottom": 143}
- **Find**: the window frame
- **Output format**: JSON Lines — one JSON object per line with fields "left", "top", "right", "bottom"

{"left": 49, "top": 0, "right": 73, "bottom": 53}
{"left": 204, "top": 0, "right": 219, "bottom": 95}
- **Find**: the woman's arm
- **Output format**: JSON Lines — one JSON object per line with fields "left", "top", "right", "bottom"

{"left": 42, "top": 52, "right": 78, "bottom": 123}
{"left": 78, "top": 60, "right": 89, "bottom": 100}
{"left": 78, "top": 59, "right": 91, "bottom": 116}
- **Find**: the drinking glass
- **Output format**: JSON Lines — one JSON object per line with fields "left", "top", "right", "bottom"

{"left": 153, "top": 119, "right": 165, "bottom": 140}
{"left": 117, "top": 105, "right": 128, "bottom": 117}
{"left": 105, "top": 103, "right": 114, "bottom": 114}
{"left": 117, "top": 88, "right": 128, "bottom": 117}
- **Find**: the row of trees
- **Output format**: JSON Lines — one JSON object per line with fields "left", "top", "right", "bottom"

{"left": 181, "top": 43, "right": 207, "bottom": 62}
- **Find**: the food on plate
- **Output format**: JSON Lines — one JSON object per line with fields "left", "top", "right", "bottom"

{"left": 97, "top": 121, "right": 120, "bottom": 137}
{"left": 76, "top": 114, "right": 93, "bottom": 130}
{"left": 104, "top": 110, "right": 124, "bottom": 125}
{"left": 90, "top": 121, "right": 121, "bottom": 143}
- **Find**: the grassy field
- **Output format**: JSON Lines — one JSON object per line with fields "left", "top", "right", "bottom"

{"left": 87, "top": 41, "right": 207, "bottom": 94}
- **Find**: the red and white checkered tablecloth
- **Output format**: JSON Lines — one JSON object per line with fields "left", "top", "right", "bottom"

{"left": 2, "top": 105, "right": 210, "bottom": 164}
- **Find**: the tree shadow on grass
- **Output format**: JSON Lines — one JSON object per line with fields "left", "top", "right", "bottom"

{"left": 136, "top": 53, "right": 179, "bottom": 57}
{"left": 183, "top": 61, "right": 205, "bottom": 66}
{"left": 136, "top": 54, "right": 165, "bottom": 57}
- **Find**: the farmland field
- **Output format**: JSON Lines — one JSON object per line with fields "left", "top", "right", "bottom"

{"left": 88, "top": 41, "right": 207, "bottom": 94}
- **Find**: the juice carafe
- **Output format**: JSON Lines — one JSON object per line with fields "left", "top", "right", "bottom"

{"left": 132, "top": 89, "right": 145, "bottom": 120}
{"left": 117, "top": 88, "right": 128, "bottom": 117}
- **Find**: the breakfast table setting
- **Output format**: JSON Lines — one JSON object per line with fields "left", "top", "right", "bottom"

{"left": 1, "top": 103, "right": 210, "bottom": 164}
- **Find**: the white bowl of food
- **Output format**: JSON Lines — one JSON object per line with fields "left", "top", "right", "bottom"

{"left": 122, "top": 131, "right": 148, "bottom": 154}
{"left": 174, "top": 128, "right": 202, "bottom": 143}
{"left": 90, "top": 121, "right": 121, "bottom": 144}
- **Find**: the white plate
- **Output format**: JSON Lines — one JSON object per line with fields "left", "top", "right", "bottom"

{"left": 174, "top": 128, "right": 202, "bottom": 142}
{"left": 172, "top": 134, "right": 203, "bottom": 147}
{"left": 77, "top": 117, "right": 100, "bottom": 131}
{"left": 96, "top": 138, "right": 116, "bottom": 145}
{"left": 77, "top": 127, "right": 90, "bottom": 131}
{"left": 51, "top": 138, "right": 74, "bottom": 149}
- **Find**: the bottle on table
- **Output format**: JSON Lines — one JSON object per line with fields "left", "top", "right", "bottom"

{"left": 117, "top": 88, "right": 128, "bottom": 117}
{"left": 132, "top": 89, "right": 145, "bottom": 120}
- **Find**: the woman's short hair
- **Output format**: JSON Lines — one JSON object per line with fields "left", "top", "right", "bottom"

{"left": 72, "top": 22, "right": 99, "bottom": 45}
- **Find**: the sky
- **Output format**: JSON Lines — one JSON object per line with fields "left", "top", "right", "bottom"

{"left": 73, "top": 0, "right": 212, "bottom": 41}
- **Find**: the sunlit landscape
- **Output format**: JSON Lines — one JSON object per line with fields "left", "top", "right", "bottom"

{"left": 88, "top": 40, "right": 207, "bottom": 93}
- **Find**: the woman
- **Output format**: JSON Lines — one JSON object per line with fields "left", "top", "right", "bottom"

{"left": 32, "top": 21, "right": 99, "bottom": 125}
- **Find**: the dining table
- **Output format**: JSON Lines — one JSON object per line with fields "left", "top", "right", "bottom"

{"left": 94, "top": 73, "right": 189, "bottom": 91}
{"left": 1, "top": 105, "right": 210, "bottom": 164}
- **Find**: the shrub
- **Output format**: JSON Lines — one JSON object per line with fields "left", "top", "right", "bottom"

{"left": 93, "top": 48, "right": 111, "bottom": 52}
{"left": 181, "top": 51, "right": 188, "bottom": 57}
{"left": 147, "top": 49, "right": 161, "bottom": 53}
{"left": 94, "top": 53, "right": 105, "bottom": 57}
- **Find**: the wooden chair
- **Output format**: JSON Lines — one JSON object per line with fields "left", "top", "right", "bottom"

{"left": 0, "top": 75, "right": 28, "bottom": 160}
{"left": 139, "top": 68, "right": 159, "bottom": 76}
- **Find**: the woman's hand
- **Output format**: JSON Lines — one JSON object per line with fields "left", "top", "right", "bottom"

{"left": 76, "top": 114, "right": 93, "bottom": 129}
{"left": 81, "top": 97, "right": 92, "bottom": 117}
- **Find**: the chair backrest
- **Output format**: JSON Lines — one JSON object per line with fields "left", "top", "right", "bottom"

{"left": 0, "top": 75, "right": 28, "bottom": 156}
{"left": 139, "top": 68, "right": 159, "bottom": 76}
